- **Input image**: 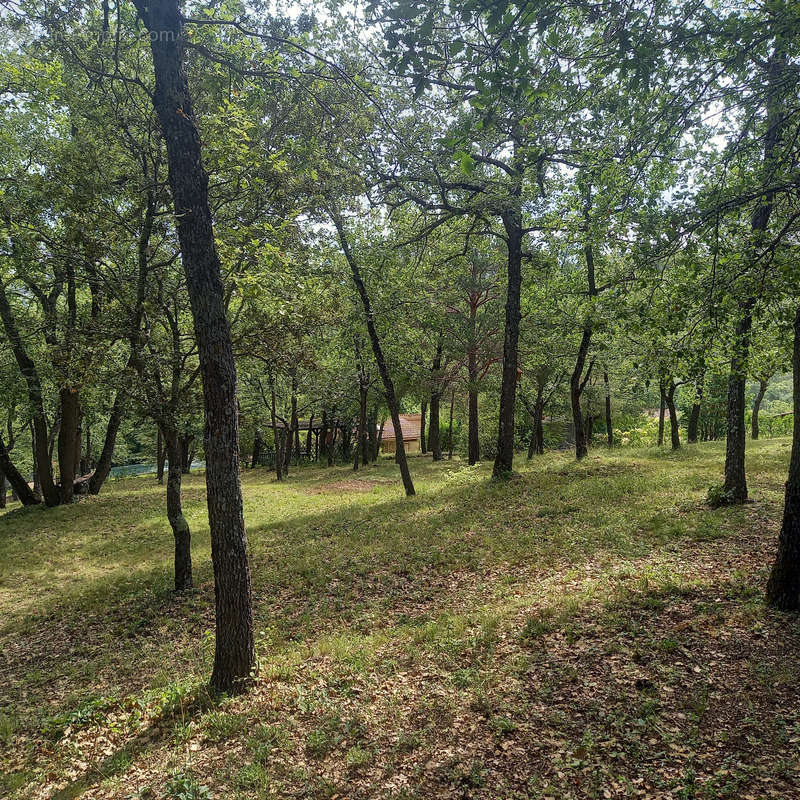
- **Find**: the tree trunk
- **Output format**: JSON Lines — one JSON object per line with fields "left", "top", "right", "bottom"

{"left": 331, "top": 211, "right": 415, "bottom": 496}
{"left": 603, "top": 370, "right": 613, "bottom": 447}
{"left": 0, "top": 286, "right": 59, "bottom": 506}
{"left": 320, "top": 409, "right": 328, "bottom": 464}
{"left": 724, "top": 43, "right": 785, "bottom": 503}
{"left": 527, "top": 426, "right": 537, "bottom": 460}
{"left": 570, "top": 325, "right": 592, "bottom": 460}
{"left": 328, "top": 419, "right": 339, "bottom": 468}
{"left": 270, "top": 384, "right": 282, "bottom": 481}
{"left": 658, "top": 383, "right": 666, "bottom": 446}
{"left": 74, "top": 407, "right": 83, "bottom": 477}
{"left": 666, "top": 382, "right": 681, "bottom": 450}
{"left": 251, "top": 429, "right": 263, "bottom": 468}
{"left": 493, "top": 195, "right": 523, "bottom": 478}
{"left": 376, "top": 416, "right": 385, "bottom": 461}
{"left": 448, "top": 389, "right": 455, "bottom": 460}
{"left": 752, "top": 379, "right": 768, "bottom": 440}
{"left": 306, "top": 415, "right": 314, "bottom": 461}
{"left": 179, "top": 434, "right": 193, "bottom": 474}
{"left": 429, "top": 345, "right": 442, "bottom": 461}
{"left": 165, "top": 429, "right": 192, "bottom": 591}
{"left": 723, "top": 309, "right": 753, "bottom": 503}
{"left": 367, "top": 406, "right": 377, "bottom": 462}
{"left": 687, "top": 375, "right": 704, "bottom": 444}
{"left": 468, "top": 351, "right": 480, "bottom": 465}
{"left": 0, "top": 467, "right": 5, "bottom": 509}
{"left": 0, "top": 436, "right": 40, "bottom": 506}
{"left": 766, "top": 306, "right": 800, "bottom": 610}
{"left": 58, "top": 387, "right": 80, "bottom": 504}
{"left": 31, "top": 426, "right": 41, "bottom": 499}
{"left": 420, "top": 398, "right": 427, "bottom": 454}
{"left": 133, "top": 0, "right": 254, "bottom": 693}
{"left": 359, "top": 381, "right": 368, "bottom": 468}
{"left": 534, "top": 389, "right": 545, "bottom": 456}
{"left": 88, "top": 393, "right": 124, "bottom": 495}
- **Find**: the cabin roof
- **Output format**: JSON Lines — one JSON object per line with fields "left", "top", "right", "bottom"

{"left": 381, "top": 413, "right": 421, "bottom": 441}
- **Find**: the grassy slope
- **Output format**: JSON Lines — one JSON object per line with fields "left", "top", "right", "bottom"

{"left": 1, "top": 439, "right": 799, "bottom": 799}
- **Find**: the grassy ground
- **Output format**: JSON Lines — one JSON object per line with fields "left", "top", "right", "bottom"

{"left": 1, "top": 439, "right": 799, "bottom": 800}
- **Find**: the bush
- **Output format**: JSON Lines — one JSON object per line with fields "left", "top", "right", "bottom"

{"left": 706, "top": 484, "right": 737, "bottom": 508}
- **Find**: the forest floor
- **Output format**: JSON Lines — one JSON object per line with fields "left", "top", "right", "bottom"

{"left": 1, "top": 438, "right": 799, "bottom": 800}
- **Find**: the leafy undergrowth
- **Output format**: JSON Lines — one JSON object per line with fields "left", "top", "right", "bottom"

{"left": 1, "top": 438, "right": 798, "bottom": 799}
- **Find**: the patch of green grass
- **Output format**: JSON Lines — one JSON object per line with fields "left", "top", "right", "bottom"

{"left": 0, "top": 438, "right": 793, "bottom": 798}
{"left": 200, "top": 711, "right": 248, "bottom": 742}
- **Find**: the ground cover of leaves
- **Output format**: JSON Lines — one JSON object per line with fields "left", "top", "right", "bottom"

{"left": 1, "top": 438, "right": 798, "bottom": 799}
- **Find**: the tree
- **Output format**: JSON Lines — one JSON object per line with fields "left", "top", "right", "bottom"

{"left": 130, "top": 0, "right": 254, "bottom": 693}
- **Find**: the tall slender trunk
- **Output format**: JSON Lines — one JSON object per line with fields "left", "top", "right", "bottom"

{"left": 467, "top": 286, "right": 480, "bottom": 467}
{"left": 359, "top": 384, "right": 368, "bottom": 468}
{"left": 31, "top": 425, "right": 41, "bottom": 499}
{"left": 270, "top": 383, "right": 282, "bottom": 481}
{"left": 180, "top": 434, "right": 194, "bottom": 474}
{"left": 285, "top": 371, "right": 298, "bottom": 472}
{"left": 74, "top": 409, "right": 83, "bottom": 477}
{"left": 420, "top": 398, "right": 427, "bottom": 455}
{"left": 723, "top": 309, "right": 753, "bottom": 501}
{"left": 88, "top": 392, "right": 124, "bottom": 495}
{"left": 328, "top": 419, "right": 339, "bottom": 468}
{"left": 570, "top": 325, "right": 592, "bottom": 459}
{"left": 603, "top": 370, "right": 613, "bottom": 447}
{"left": 570, "top": 186, "right": 598, "bottom": 461}
{"left": 493, "top": 186, "right": 523, "bottom": 478}
{"left": 429, "top": 344, "right": 442, "bottom": 461}
{"left": 658, "top": 383, "right": 666, "bottom": 446}
{"left": 133, "top": 0, "right": 254, "bottom": 693}
{"left": 766, "top": 306, "right": 800, "bottom": 610}
{"left": 376, "top": 416, "right": 385, "bottom": 461}
{"left": 448, "top": 389, "right": 455, "bottom": 460}
{"left": 367, "top": 406, "right": 377, "bottom": 462}
{"left": 165, "top": 429, "right": 192, "bottom": 591}
{"left": 320, "top": 409, "right": 328, "bottom": 464}
{"left": 251, "top": 429, "right": 263, "bottom": 468}
{"left": 535, "top": 397, "right": 544, "bottom": 456}
{"left": 725, "top": 43, "right": 785, "bottom": 504}
{"left": 331, "top": 211, "right": 414, "bottom": 496}
{"left": 687, "top": 374, "right": 704, "bottom": 444}
{"left": 752, "top": 379, "right": 768, "bottom": 440}
{"left": 307, "top": 415, "right": 314, "bottom": 460}
{"left": 0, "top": 467, "right": 5, "bottom": 509}
{"left": 666, "top": 381, "right": 681, "bottom": 450}
{"left": 58, "top": 387, "right": 80, "bottom": 504}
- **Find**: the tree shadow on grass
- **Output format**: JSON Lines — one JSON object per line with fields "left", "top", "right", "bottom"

{"left": 2, "top": 451, "right": 750, "bottom": 781}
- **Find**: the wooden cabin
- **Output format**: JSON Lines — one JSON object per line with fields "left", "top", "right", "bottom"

{"left": 380, "top": 414, "right": 422, "bottom": 454}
